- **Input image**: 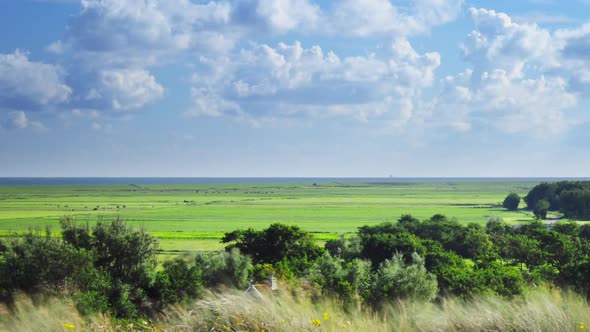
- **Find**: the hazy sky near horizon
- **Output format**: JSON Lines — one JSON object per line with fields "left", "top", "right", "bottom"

{"left": 1, "top": 0, "right": 590, "bottom": 177}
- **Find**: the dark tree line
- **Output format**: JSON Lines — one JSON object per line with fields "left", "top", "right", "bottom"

{"left": 521, "top": 181, "right": 590, "bottom": 219}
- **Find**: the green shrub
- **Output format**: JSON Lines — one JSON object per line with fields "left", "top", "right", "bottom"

{"left": 195, "top": 249, "right": 252, "bottom": 289}
{"left": 370, "top": 253, "right": 438, "bottom": 304}
{"left": 503, "top": 193, "right": 521, "bottom": 211}
{"left": 534, "top": 199, "right": 550, "bottom": 219}
{"left": 154, "top": 257, "right": 203, "bottom": 306}
{"left": 0, "top": 232, "right": 94, "bottom": 300}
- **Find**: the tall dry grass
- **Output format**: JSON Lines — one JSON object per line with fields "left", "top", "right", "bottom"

{"left": 0, "top": 288, "right": 588, "bottom": 331}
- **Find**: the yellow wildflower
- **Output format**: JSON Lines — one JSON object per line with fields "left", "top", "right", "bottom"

{"left": 323, "top": 312, "right": 330, "bottom": 321}
{"left": 63, "top": 323, "right": 75, "bottom": 330}
{"left": 581, "top": 324, "right": 585, "bottom": 330}
{"left": 312, "top": 319, "right": 321, "bottom": 327}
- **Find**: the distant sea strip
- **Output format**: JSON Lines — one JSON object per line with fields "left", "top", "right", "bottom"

{"left": 0, "top": 177, "right": 589, "bottom": 187}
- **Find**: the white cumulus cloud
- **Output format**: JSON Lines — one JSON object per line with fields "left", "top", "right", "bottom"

{"left": 462, "top": 8, "right": 552, "bottom": 78}
{"left": 0, "top": 51, "right": 71, "bottom": 111}
{"left": 91, "top": 68, "right": 165, "bottom": 111}
{"left": 189, "top": 39, "right": 440, "bottom": 129}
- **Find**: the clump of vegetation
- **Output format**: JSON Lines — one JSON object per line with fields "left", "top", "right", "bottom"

{"left": 502, "top": 193, "right": 521, "bottom": 211}
{"left": 222, "top": 223, "right": 325, "bottom": 278}
{"left": 524, "top": 181, "right": 590, "bottom": 219}
{"left": 0, "top": 218, "right": 254, "bottom": 319}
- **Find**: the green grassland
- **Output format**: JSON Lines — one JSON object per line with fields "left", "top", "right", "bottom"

{"left": 0, "top": 181, "right": 544, "bottom": 254}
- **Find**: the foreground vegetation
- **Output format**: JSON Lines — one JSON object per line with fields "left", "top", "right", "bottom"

{"left": 1, "top": 211, "right": 590, "bottom": 329}
{"left": 2, "top": 288, "right": 589, "bottom": 331}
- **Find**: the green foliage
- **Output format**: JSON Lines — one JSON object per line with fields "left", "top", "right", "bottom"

{"left": 358, "top": 227, "right": 426, "bottom": 266}
{"left": 534, "top": 199, "right": 550, "bottom": 219}
{"left": 324, "top": 234, "right": 362, "bottom": 260}
{"left": 502, "top": 193, "right": 521, "bottom": 211}
{"left": 398, "top": 214, "right": 420, "bottom": 225}
{"left": 370, "top": 253, "right": 438, "bottom": 303}
{"left": 456, "top": 224, "right": 497, "bottom": 261}
{"left": 552, "top": 220, "right": 580, "bottom": 237}
{"left": 0, "top": 232, "right": 93, "bottom": 299}
{"left": 499, "top": 234, "right": 545, "bottom": 269}
{"left": 154, "top": 257, "right": 203, "bottom": 306}
{"left": 424, "top": 245, "right": 479, "bottom": 297}
{"left": 475, "top": 263, "right": 525, "bottom": 297}
{"left": 221, "top": 223, "right": 324, "bottom": 276}
{"left": 579, "top": 224, "right": 590, "bottom": 240}
{"left": 559, "top": 189, "right": 590, "bottom": 219}
{"left": 524, "top": 181, "right": 590, "bottom": 217}
{"left": 404, "top": 215, "right": 465, "bottom": 254}
{"left": 195, "top": 249, "right": 252, "bottom": 289}
{"left": 61, "top": 218, "right": 159, "bottom": 318}
{"left": 309, "top": 253, "right": 373, "bottom": 302}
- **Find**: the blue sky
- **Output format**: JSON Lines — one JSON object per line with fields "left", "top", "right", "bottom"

{"left": 1, "top": 0, "right": 590, "bottom": 177}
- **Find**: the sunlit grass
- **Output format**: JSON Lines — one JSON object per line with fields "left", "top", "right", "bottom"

{"left": 2, "top": 287, "right": 588, "bottom": 331}
{"left": 0, "top": 181, "right": 562, "bottom": 253}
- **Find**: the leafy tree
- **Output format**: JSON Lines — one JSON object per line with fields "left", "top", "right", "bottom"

{"left": 222, "top": 223, "right": 324, "bottom": 275}
{"left": 456, "top": 224, "right": 497, "bottom": 262}
{"left": 398, "top": 214, "right": 420, "bottom": 225}
{"left": 534, "top": 199, "right": 550, "bottom": 220}
{"left": 502, "top": 193, "right": 521, "bottom": 211}
{"left": 429, "top": 214, "right": 449, "bottom": 223}
{"left": 524, "top": 181, "right": 590, "bottom": 211}
{"left": 359, "top": 231, "right": 426, "bottom": 266}
{"left": 61, "top": 218, "right": 159, "bottom": 317}
{"left": 559, "top": 189, "right": 590, "bottom": 220}
{"left": 500, "top": 234, "right": 545, "bottom": 269}
{"left": 409, "top": 215, "right": 464, "bottom": 254}
{"left": 525, "top": 182, "right": 557, "bottom": 210}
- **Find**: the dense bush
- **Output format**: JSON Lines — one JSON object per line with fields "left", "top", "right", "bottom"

{"left": 309, "top": 253, "right": 372, "bottom": 302}
{"left": 0, "top": 232, "right": 95, "bottom": 300}
{"left": 195, "top": 249, "right": 252, "bottom": 289}
{"left": 222, "top": 223, "right": 324, "bottom": 276}
{"left": 370, "top": 253, "right": 438, "bottom": 303}
{"left": 503, "top": 193, "right": 521, "bottom": 211}
{"left": 0, "top": 219, "right": 256, "bottom": 319}
{"left": 154, "top": 257, "right": 203, "bottom": 307}
{"left": 61, "top": 218, "right": 159, "bottom": 317}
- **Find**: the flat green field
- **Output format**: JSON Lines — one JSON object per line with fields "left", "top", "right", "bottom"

{"left": 0, "top": 181, "right": 546, "bottom": 254}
